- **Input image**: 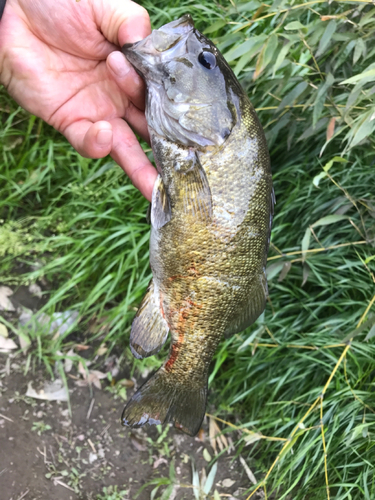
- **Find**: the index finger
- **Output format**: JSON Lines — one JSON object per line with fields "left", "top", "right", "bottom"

{"left": 110, "top": 117, "right": 156, "bottom": 202}
{"left": 95, "top": 0, "right": 151, "bottom": 46}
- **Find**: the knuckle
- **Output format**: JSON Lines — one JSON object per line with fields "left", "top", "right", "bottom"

{"left": 132, "top": 4, "right": 149, "bottom": 20}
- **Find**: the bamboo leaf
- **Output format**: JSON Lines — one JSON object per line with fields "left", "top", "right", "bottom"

{"left": 278, "top": 261, "right": 292, "bottom": 282}
{"left": 266, "top": 261, "right": 285, "bottom": 280}
{"left": 278, "top": 81, "right": 308, "bottom": 111}
{"left": 273, "top": 41, "right": 294, "bottom": 76}
{"left": 316, "top": 20, "right": 337, "bottom": 57}
{"left": 244, "top": 432, "right": 263, "bottom": 445}
{"left": 334, "top": 39, "right": 356, "bottom": 71}
{"left": 284, "top": 21, "right": 306, "bottom": 31}
{"left": 342, "top": 314, "right": 375, "bottom": 342}
{"left": 347, "top": 111, "right": 375, "bottom": 148}
{"left": 313, "top": 73, "right": 335, "bottom": 128}
{"left": 231, "top": 0, "right": 261, "bottom": 13}
{"left": 253, "top": 34, "right": 278, "bottom": 79}
{"left": 313, "top": 171, "right": 328, "bottom": 188}
{"left": 298, "top": 118, "right": 328, "bottom": 142}
{"left": 353, "top": 38, "right": 366, "bottom": 65}
{"left": 263, "top": 34, "right": 278, "bottom": 68}
{"left": 311, "top": 214, "right": 348, "bottom": 228}
{"left": 203, "top": 19, "right": 227, "bottom": 34}
{"left": 225, "top": 35, "right": 267, "bottom": 62}
{"left": 234, "top": 37, "right": 266, "bottom": 75}
{"left": 203, "top": 463, "right": 218, "bottom": 494}
{"left": 313, "top": 156, "right": 347, "bottom": 187}
{"left": 365, "top": 324, "right": 375, "bottom": 341}
{"left": 302, "top": 263, "right": 310, "bottom": 287}
{"left": 237, "top": 326, "right": 265, "bottom": 352}
{"left": 301, "top": 228, "right": 311, "bottom": 261}
{"left": 191, "top": 462, "right": 200, "bottom": 500}
{"left": 340, "top": 67, "right": 375, "bottom": 85}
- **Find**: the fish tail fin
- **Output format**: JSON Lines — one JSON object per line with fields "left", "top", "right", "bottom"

{"left": 121, "top": 367, "right": 207, "bottom": 436}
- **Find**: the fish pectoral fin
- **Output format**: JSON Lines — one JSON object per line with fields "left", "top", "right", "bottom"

{"left": 151, "top": 175, "right": 171, "bottom": 229}
{"left": 130, "top": 280, "right": 169, "bottom": 359}
{"left": 224, "top": 272, "right": 268, "bottom": 338}
{"left": 146, "top": 202, "right": 152, "bottom": 225}
{"left": 180, "top": 152, "right": 212, "bottom": 222}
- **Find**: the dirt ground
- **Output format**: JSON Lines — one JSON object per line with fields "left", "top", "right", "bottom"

{"left": 0, "top": 352, "right": 256, "bottom": 500}
{"left": 0, "top": 282, "right": 262, "bottom": 500}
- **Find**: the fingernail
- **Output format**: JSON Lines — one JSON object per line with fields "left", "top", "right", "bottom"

{"left": 108, "top": 51, "right": 131, "bottom": 78}
{"left": 97, "top": 128, "right": 112, "bottom": 146}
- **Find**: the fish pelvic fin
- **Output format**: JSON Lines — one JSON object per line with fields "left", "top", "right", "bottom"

{"left": 121, "top": 367, "right": 207, "bottom": 436}
{"left": 130, "top": 280, "right": 169, "bottom": 359}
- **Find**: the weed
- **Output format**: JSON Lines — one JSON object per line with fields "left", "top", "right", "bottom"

{"left": 1, "top": 1, "right": 375, "bottom": 499}
{"left": 31, "top": 420, "right": 52, "bottom": 435}
{"left": 96, "top": 485, "right": 129, "bottom": 500}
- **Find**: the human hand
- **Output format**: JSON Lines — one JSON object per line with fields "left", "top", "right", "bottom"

{"left": 0, "top": 0, "right": 157, "bottom": 201}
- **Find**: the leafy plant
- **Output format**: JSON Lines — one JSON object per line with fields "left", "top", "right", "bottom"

{"left": 96, "top": 485, "right": 129, "bottom": 500}
{"left": 191, "top": 460, "right": 218, "bottom": 500}
{"left": 1, "top": 1, "right": 375, "bottom": 499}
{"left": 31, "top": 420, "right": 52, "bottom": 435}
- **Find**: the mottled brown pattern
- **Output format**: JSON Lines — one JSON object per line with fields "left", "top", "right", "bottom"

{"left": 152, "top": 96, "right": 272, "bottom": 381}
{"left": 121, "top": 15, "right": 273, "bottom": 436}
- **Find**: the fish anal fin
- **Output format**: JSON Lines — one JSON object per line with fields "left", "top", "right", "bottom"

{"left": 224, "top": 272, "right": 268, "bottom": 338}
{"left": 151, "top": 175, "right": 171, "bottom": 229}
{"left": 130, "top": 280, "right": 169, "bottom": 359}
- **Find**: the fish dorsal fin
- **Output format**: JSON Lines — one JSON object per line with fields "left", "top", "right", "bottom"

{"left": 224, "top": 272, "right": 268, "bottom": 338}
{"left": 130, "top": 280, "right": 169, "bottom": 359}
{"left": 178, "top": 152, "right": 212, "bottom": 223}
{"left": 151, "top": 175, "right": 171, "bottom": 229}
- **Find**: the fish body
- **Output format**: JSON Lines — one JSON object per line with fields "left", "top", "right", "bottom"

{"left": 122, "top": 15, "right": 273, "bottom": 436}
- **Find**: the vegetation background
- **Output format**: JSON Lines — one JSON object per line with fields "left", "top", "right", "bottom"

{"left": 1, "top": 0, "right": 375, "bottom": 498}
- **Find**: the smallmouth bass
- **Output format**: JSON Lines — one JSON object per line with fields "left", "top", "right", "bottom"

{"left": 122, "top": 15, "right": 274, "bottom": 436}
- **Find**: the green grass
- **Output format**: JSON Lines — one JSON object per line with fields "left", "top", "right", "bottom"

{"left": 1, "top": 1, "right": 375, "bottom": 499}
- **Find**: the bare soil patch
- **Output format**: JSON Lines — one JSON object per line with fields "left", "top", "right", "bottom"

{"left": 0, "top": 354, "right": 250, "bottom": 500}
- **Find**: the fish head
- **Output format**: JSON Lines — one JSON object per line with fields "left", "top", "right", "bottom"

{"left": 123, "top": 15, "right": 240, "bottom": 149}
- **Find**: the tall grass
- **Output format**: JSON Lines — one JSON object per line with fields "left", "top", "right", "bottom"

{"left": 1, "top": 1, "right": 375, "bottom": 498}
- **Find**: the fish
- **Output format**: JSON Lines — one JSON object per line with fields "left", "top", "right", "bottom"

{"left": 121, "top": 14, "right": 274, "bottom": 436}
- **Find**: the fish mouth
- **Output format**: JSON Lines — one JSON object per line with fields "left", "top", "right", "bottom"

{"left": 122, "top": 14, "right": 195, "bottom": 78}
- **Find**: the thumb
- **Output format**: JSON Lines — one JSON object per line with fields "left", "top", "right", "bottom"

{"left": 93, "top": 0, "right": 151, "bottom": 45}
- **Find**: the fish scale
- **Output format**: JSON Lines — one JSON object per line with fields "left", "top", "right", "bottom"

{"left": 121, "top": 14, "right": 273, "bottom": 436}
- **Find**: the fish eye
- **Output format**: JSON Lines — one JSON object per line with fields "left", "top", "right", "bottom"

{"left": 198, "top": 51, "right": 216, "bottom": 70}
